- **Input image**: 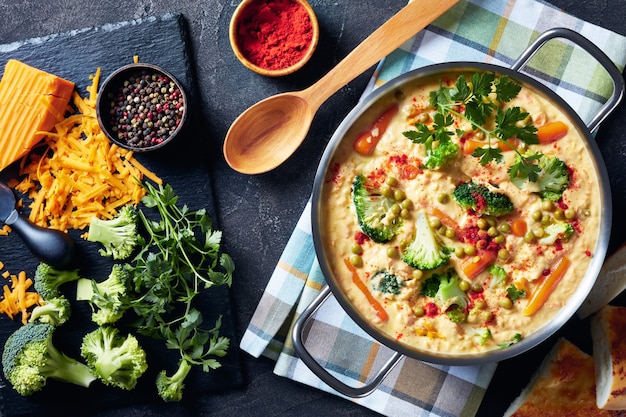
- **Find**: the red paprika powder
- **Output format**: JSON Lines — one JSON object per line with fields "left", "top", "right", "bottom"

{"left": 236, "top": 0, "right": 314, "bottom": 71}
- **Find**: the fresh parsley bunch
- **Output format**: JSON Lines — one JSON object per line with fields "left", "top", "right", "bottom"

{"left": 124, "top": 182, "right": 235, "bottom": 401}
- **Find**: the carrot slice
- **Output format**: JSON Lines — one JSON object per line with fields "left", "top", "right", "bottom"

{"left": 463, "top": 138, "right": 519, "bottom": 154}
{"left": 537, "top": 121, "right": 568, "bottom": 144}
{"left": 511, "top": 219, "right": 527, "bottom": 237}
{"left": 343, "top": 258, "right": 388, "bottom": 321}
{"left": 353, "top": 105, "right": 398, "bottom": 156}
{"left": 523, "top": 256, "right": 571, "bottom": 316}
{"left": 430, "top": 207, "right": 459, "bottom": 231}
{"left": 459, "top": 250, "right": 497, "bottom": 279}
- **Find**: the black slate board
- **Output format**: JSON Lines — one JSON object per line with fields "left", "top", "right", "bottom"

{"left": 0, "top": 13, "right": 243, "bottom": 416}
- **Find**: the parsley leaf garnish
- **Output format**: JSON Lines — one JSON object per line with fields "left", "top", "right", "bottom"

{"left": 498, "top": 333, "right": 523, "bottom": 348}
{"left": 506, "top": 285, "right": 527, "bottom": 301}
{"left": 405, "top": 72, "right": 542, "bottom": 183}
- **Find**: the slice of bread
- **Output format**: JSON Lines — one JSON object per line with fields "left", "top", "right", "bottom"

{"left": 578, "top": 242, "right": 626, "bottom": 319}
{"left": 503, "top": 338, "right": 621, "bottom": 417}
{"left": 591, "top": 305, "right": 626, "bottom": 410}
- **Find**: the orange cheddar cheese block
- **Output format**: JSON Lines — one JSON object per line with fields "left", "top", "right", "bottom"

{"left": 0, "top": 59, "right": 74, "bottom": 171}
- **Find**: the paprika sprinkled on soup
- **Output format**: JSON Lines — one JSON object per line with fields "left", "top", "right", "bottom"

{"left": 319, "top": 71, "right": 601, "bottom": 355}
{"left": 235, "top": 0, "right": 314, "bottom": 71}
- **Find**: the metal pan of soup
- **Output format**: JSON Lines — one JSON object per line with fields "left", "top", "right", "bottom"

{"left": 292, "top": 28, "right": 625, "bottom": 397}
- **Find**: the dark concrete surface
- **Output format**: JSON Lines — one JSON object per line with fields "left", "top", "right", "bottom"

{"left": 0, "top": 1, "right": 625, "bottom": 416}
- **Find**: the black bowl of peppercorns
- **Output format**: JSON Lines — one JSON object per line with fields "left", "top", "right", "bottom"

{"left": 96, "top": 63, "right": 188, "bottom": 152}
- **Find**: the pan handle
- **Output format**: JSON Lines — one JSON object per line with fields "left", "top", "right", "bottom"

{"left": 511, "top": 27, "right": 625, "bottom": 133}
{"left": 292, "top": 285, "right": 404, "bottom": 398}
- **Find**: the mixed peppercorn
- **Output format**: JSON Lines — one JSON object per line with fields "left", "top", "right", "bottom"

{"left": 105, "top": 69, "right": 185, "bottom": 149}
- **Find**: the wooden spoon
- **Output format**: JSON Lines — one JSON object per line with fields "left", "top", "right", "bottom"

{"left": 223, "top": 0, "right": 459, "bottom": 174}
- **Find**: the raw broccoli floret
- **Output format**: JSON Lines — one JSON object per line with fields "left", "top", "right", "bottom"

{"left": 156, "top": 359, "right": 192, "bottom": 402}
{"left": 29, "top": 296, "right": 71, "bottom": 326}
{"left": 435, "top": 270, "right": 469, "bottom": 311}
{"left": 80, "top": 326, "right": 147, "bottom": 390}
{"left": 373, "top": 270, "right": 402, "bottom": 295}
{"left": 33, "top": 262, "right": 83, "bottom": 300}
{"left": 2, "top": 322, "right": 95, "bottom": 396}
{"left": 76, "top": 264, "right": 129, "bottom": 325}
{"left": 87, "top": 205, "right": 140, "bottom": 260}
{"left": 453, "top": 180, "right": 514, "bottom": 217}
{"left": 538, "top": 221, "right": 575, "bottom": 245}
{"left": 534, "top": 156, "right": 570, "bottom": 201}
{"left": 402, "top": 211, "right": 450, "bottom": 270}
{"left": 352, "top": 174, "right": 402, "bottom": 243}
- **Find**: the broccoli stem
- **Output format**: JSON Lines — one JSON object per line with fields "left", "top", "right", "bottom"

{"left": 43, "top": 339, "right": 96, "bottom": 387}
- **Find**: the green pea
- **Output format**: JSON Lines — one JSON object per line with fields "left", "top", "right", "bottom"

{"left": 498, "top": 223, "right": 511, "bottom": 234}
{"left": 455, "top": 246, "right": 466, "bottom": 258}
{"left": 524, "top": 231, "right": 535, "bottom": 243}
{"left": 554, "top": 209, "right": 564, "bottom": 220}
{"left": 532, "top": 227, "right": 545, "bottom": 238}
{"left": 532, "top": 210, "right": 542, "bottom": 221}
{"left": 351, "top": 244, "right": 363, "bottom": 255}
{"left": 487, "top": 226, "right": 499, "bottom": 237}
{"left": 394, "top": 189, "right": 406, "bottom": 201}
{"left": 413, "top": 306, "right": 425, "bottom": 317}
{"left": 465, "top": 245, "right": 476, "bottom": 256}
{"left": 498, "top": 249, "right": 509, "bottom": 260}
{"left": 401, "top": 199, "right": 413, "bottom": 210}
{"left": 381, "top": 184, "right": 392, "bottom": 197}
{"left": 350, "top": 255, "right": 362, "bottom": 267}
{"left": 500, "top": 298, "right": 513, "bottom": 309}
{"left": 481, "top": 310, "right": 493, "bottom": 322}
{"left": 476, "top": 239, "right": 487, "bottom": 249}
{"left": 391, "top": 204, "right": 402, "bottom": 216}
{"left": 438, "top": 225, "right": 447, "bottom": 236}
{"left": 471, "top": 283, "right": 483, "bottom": 292}
{"left": 412, "top": 270, "right": 423, "bottom": 280}
{"left": 541, "top": 214, "right": 551, "bottom": 226}
{"left": 494, "top": 235, "right": 505, "bottom": 244}
{"left": 437, "top": 193, "right": 449, "bottom": 204}
{"left": 477, "top": 218, "right": 488, "bottom": 230}
{"left": 542, "top": 200, "right": 554, "bottom": 211}
{"left": 459, "top": 280, "right": 470, "bottom": 292}
{"left": 386, "top": 177, "right": 398, "bottom": 187}
{"left": 565, "top": 208, "right": 576, "bottom": 219}
{"left": 474, "top": 299, "right": 485, "bottom": 310}
{"left": 400, "top": 208, "right": 410, "bottom": 219}
{"left": 445, "top": 228, "right": 456, "bottom": 239}
{"left": 386, "top": 247, "right": 398, "bottom": 258}
{"left": 429, "top": 217, "right": 442, "bottom": 229}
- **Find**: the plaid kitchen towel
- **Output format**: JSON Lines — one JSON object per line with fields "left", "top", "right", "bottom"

{"left": 240, "top": 0, "right": 626, "bottom": 416}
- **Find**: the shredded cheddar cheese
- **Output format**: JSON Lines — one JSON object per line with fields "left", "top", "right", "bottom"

{"left": 15, "top": 68, "right": 162, "bottom": 231}
{"left": 0, "top": 264, "right": 43, "bottom": 325}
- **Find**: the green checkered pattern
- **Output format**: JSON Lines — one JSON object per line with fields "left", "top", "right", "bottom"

{"left": 240, "top": 1, "right": 626, "bottom": 416}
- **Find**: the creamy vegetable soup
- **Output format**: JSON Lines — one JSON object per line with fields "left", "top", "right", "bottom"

{"left": 319, "top": 71, "right": 601, "bottom": 354}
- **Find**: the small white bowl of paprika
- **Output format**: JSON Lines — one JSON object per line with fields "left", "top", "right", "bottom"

{"left": 229, "top": 0, "right": 319, "bottom": 77}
